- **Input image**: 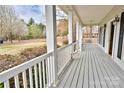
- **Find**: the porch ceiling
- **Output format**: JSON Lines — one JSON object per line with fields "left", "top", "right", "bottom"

{"left": 73, "top": 5, "right": 114, "bottom": 25}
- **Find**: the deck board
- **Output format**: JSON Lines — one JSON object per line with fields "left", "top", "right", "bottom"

{"left": 103, "top": 55, "right": 124, "bottom": 87}
{"left": 99, "top": 54, "right": 118, "bottom": 88}
{"left": 70, "top": 53, "right": 84, "bottom": 88}
{"left": 58, "top": 59, "right": 77, "bottom": 87}
{"left": 91, "top": 50, "right": 101, "bottom": 88}
{"left": 93, "top": 51, "right": 107, "bottom": 88}
{"left": 94, "top": 50, "right": 114, "bottom": 88}
{"left": 57, "top": 44, "right": 124, "bottom": 88}
{"left": 88, "top": 51, "right": 95, "bottom": 88}
{"left": 64, "top": 58, "right": 79, "bottom": 87}
{"left": 83, "top": 51, "right": 89, "bottom": 88}
{"left": 101, "top": 55, "right": 120, "bottom": 88}
{"left": 76, "top": 51, "right": 86, "bottom": 87}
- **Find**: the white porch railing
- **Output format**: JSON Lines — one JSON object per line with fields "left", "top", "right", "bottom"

{"left": 57, "top": 41, "right": 79, "bottom": 76}
{"left": 0, "top": 41, "right": 79, "bottom": 88}
{"left": 0, "top": 52, "right": 54, "bottom": 88}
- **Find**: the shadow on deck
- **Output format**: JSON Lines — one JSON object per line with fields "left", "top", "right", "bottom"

{"left": 57, "top": 43, "right": 124, "bottom": 88}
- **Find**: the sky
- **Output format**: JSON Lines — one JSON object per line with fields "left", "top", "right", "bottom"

{"left": 14, "top": 5, "right": 67, "bottom": 25}
{"left": 14, "top": 5, "right": 46, "bottom": 24}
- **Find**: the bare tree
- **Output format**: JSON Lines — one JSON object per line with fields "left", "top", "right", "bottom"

{"left": 15, "top": 19, "right": 28, "bottom": 41}
{"left": 0, "top": 5, "right": 28, "bottom": 43}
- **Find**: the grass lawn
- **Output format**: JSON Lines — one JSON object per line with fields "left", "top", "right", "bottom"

{"left": 0, "top": 37, "right": 66, "bottom": 55}
{"left": 0, "top": 39, "right": 46, "bottom": 55}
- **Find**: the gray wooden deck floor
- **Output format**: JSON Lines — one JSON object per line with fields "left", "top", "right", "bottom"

{"left": 57, "top": 44, "right": 124, "bottom": 88}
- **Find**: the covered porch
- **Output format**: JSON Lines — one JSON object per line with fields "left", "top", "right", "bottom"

{"left": 57, "top": 44, "right": 124, "bottom": 88}
{"left": 1, "top": 5, "right": 124, "bottom": 88}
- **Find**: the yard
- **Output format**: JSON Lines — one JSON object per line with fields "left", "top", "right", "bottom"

{"left": 0, "top": 39, "right": 48, "bottom": 72}
{"left": 0, "top": 39, "right": 46, "bottom": 55}
{"left": 0, "top": 37, "right": 67, "bottom": 72}
{"left": 0, "top": 37, "right": 67, "bottom": 55}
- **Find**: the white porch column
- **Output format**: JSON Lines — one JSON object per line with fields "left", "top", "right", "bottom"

{"left": 76, "top": 21, "right": 79, "bottom": 41}
{"left": 76, "top": 21, "right": 81, "bottom": 50}
{"left": 45, "top": 5, "right": 58, "bottom": 84}
{"left": 79, "top": 24, "right": 83, "bottom": 51}
{"left": 68, "top": 11, "right": 73, "bottom": 44}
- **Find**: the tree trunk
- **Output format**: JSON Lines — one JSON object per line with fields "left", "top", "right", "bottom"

{"left": 10, "top": 32, "right": 13, "bottom": 43}
{"left": 18, "top": 36, "right": 21, "bottom": 42}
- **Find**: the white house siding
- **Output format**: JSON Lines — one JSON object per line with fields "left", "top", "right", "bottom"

{"left": 102, "top": 12, "right": 124, "bottom": 64}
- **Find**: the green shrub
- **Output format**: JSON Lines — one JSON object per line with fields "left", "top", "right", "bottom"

{"left": 0, "top": 83, "right": 4, "bottom": 88}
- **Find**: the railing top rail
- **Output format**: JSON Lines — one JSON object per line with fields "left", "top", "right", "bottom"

{"left": 0, "top": 52, "right": 53, "bottom": 83}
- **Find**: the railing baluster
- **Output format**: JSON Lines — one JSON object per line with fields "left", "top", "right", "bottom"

{"left": 50, "top": 55, "right": 53, "bottom": 83}
{"left": 29, "top": 68, "right": 33, "bottom": 88}
{"left": 51, "top": 55, "right": 55, "bottom": 82}
{"left": 4, "top": 80, "right": 10, "bottom": 88}
{"left": 47, "top": 57, "right": 51, "bottom": 87}
{"left": 42, "top": 60, "right": 46, "bottom": 88}
{"left": 46, "top": 57, "right": 49, "bottom": 87}
{"left": 22, "top": 71, "right": 27, "bottom": 88}
{"left": 34, "top": 65, "right": 38, "bottom": 88}
{"left": 46, "top": 59, "right": 48, "bottom": 87}
{"left": 38, "top": 62, "right": 42, "bottom": 88}
{"left": 14, "top": 75, "right": 20, "bottom": 88}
